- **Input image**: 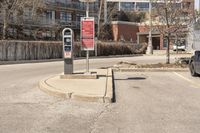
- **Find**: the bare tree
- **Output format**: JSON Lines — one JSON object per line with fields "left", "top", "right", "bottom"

{"left": 152, "top": 0, "right": 193, "bottom": 64}
{"left": 97, "top": 2, "right": 118, "bottom": 40}
{"left": 0, "top": 0, "right": 45, "bottom": 39}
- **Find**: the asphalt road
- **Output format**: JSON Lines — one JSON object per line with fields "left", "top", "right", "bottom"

{"left": 93, "top": 72, "right": 200, "bottom": 133}
{"left": 1, "top": 55, "right": 200, "bottom": 133}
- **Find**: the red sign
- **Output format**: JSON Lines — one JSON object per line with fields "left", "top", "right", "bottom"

{"left": 64, "top": 51, "right": 72, "bottom": 58}
{"left": 81, "top": 17, "right": 95, "bottom": 51}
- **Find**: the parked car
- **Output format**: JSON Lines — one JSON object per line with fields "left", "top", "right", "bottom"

{"left": 173, "top": 44, "right": 186, "bottom": 51}
{"left": 189, "top": 51, "right": 200, "bottom": 76}
{"left": 173, "top": 40, "right": 186, "bottom": 51}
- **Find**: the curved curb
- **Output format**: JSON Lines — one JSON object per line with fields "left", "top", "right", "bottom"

{"left": 38, "top": 76, "right": 72, "bottom": 99}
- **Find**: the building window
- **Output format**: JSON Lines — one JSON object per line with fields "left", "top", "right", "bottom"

{"left": 24, "top": 8, "right": 32, "bottom": 20}
{"left": 76, "top": 13, "right": 84, "bottom": 22}
{"left": 60, "top": 12, "right": 72, "bottom": 21}
{"left": 163, "top": 38, "right": 168, "bottom": 48}
{"left": 46, "top": 10, "right": 53, "bottom": 20}
{"left": 121, "top": 2, "right": 134, "bottom": 10}
{"left": 136, "top": 2, "right": 149, "bottom": 9}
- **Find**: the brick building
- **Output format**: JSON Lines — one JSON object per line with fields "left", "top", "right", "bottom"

{"left": 0, "top": 0, "right": 98, "bottom": 40}
{"left": 111, "top": 0, "right": 195, "bottom": 50}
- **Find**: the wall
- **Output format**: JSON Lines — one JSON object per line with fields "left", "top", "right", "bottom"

{"left": 138, "top": 25, "right": 149, "bottom": 32}
{"left": 111, "top": 21, "right": 139, "bottom": 42}
{"left": 0, "top": 40, "right": 146, "bottom": 61}
{"left": 0, "top": 40, "right": 63, "bottom": 61}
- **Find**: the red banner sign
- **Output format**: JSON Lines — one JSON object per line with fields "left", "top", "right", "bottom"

{"left": 81, "top": 17, "right": 95, "bottom": 51}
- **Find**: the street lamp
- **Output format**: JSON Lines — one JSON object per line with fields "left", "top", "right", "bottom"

{"left": 146, "top": 0, "right": 153, "bottom": 55}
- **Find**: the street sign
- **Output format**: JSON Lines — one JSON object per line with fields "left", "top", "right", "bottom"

{"left": 81, "top": 17, "right": 95, "bottom": 51}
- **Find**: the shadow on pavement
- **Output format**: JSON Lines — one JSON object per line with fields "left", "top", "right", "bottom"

{"left": 112, "top": 76, "right": 146, "bottom": 103}
{"left": 115, "top": 77, "right": 146, "bottom": 80}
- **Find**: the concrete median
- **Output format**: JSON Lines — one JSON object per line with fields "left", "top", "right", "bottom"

{"left": 38, "top": 69, "right": 113, "bottom": 103}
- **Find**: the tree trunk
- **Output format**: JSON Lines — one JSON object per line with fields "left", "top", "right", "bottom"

{"left": 166, "top": 35, "right": 170, "bottom": 64}
{"left": 176, "top": 35, "right": 178, "bottom": 54}
{"left": 97, "top": 0, "right": 104, "bottom": 39}
{"left": 3, "top": 8, "right": 9, "bottom": 40}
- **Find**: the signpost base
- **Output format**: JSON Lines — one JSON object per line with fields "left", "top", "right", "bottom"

{"left": 86, "top": 50, "right": 90, "bottom": 73}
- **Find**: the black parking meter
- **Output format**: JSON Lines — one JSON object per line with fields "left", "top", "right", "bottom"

{"left": 62, "top": 28, "right": 74, "bottom": 74}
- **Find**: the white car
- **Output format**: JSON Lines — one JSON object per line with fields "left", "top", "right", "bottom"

{"left": 173, "top": 44, "right": 186, "bottom": 51}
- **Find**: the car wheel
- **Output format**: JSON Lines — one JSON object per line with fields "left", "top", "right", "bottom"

{"left": 190, "top": 62, "right": 198, "bottom": 77}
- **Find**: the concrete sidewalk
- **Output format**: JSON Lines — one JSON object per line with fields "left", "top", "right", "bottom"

{"left": 39, "top": 68, "right": 113, "bottom": 103}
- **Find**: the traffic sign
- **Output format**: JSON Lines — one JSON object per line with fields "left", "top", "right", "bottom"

{"left": 81, "top": 17, "right": 95, "bottom": 51}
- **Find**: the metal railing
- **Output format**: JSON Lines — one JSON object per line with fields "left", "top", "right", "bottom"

{"left": 0, "top": 17, "right": 80, "bottom": 28}
{"left": 45, "top": 1, "right": 98, "bottom": 12}
{"left": 23, "top": 17, "right": 80, "bottom": 28}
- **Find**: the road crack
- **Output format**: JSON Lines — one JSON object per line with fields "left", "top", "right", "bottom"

{"left": 89, "top": 103, "right": 111, "bottom": 133}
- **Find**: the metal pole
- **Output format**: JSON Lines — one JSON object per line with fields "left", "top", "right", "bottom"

{"left": 86, "top": 1, "right": 90, "bottom": 73}
{"left": 119, "top": 1, "right": 121, "bottom": 11}
{"left": 146, "top": 0, "right": 153, "bottom": 54}
{"left": 86, "top": 1, "right": 89, "bottom": 18}
{"left": 199, "top": 0, "right": 200, "bottom": 13}
{"left": 95, "top": 37, "right": 98, "bottom": 56}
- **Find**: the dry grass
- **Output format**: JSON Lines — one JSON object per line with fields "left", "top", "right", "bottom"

{"left": 114, "top": 62, "right": 188, "bottom": 69}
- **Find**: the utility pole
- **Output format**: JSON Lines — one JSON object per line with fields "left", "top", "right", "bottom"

{"left": 199, "top": 0, "right": 200, "bottom": 13}
{"left": 119, "top": 0, "right": 121, "bottom": 11}
{"left": 86, "top": 1, "right": 90, "bottom": 73}
{"left": 104, "top": 0, "right": 107, "bottom": 23}
{"left": 146, "top": 0, "right": 153, "bottom": 55}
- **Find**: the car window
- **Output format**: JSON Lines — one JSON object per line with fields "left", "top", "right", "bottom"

{"left": 198, "top": 54, "right": 200, "bottom": 61}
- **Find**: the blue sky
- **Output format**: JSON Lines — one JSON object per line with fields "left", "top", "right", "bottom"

{"left": 195, "top": 0, "right": 199, "bottom": 10}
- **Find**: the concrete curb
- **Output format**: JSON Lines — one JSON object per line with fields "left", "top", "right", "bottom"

{"left": 38, "top": 69, "right": 113, "bottom": 103}
{"left": 38, "top": 76, "right": 72, "bottom": 99}
{"left": 103, "top": 68, "right": 113, "bottom": 103}
{"left": 113, "top": 68, "right": 189, "bottom": 72}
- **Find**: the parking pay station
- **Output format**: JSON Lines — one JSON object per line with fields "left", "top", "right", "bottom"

{"left": 62, "top": 28, "right": 74, "bottom": 74}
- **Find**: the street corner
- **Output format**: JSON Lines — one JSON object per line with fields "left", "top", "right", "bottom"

{"left": 38, "top": 68, "right": 114, "bottom": 103}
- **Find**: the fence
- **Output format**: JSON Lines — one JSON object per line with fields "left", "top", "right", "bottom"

{"left": 0, "top": 40, "right": 146, "bottom": 61}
